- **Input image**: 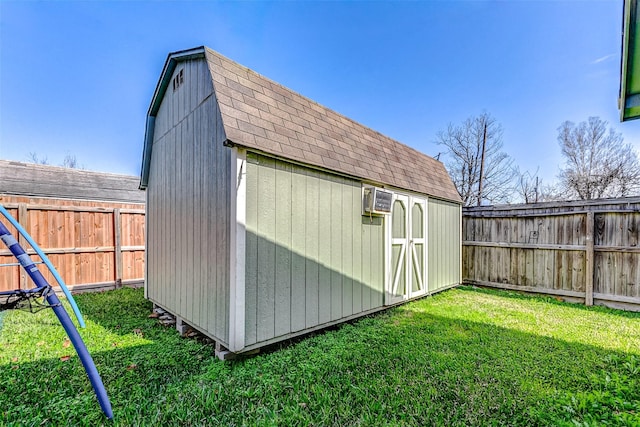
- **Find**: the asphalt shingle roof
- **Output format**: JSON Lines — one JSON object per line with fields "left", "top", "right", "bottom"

{"left": 205, "top": 47, "right": 460, "bottom": 202}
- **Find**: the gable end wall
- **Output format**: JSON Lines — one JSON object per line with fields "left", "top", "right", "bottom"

{"left": 146, "top": 57, "right": 231, "bottom": 344}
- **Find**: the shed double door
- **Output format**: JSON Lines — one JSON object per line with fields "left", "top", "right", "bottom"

{"left": 386, "top": 194, "right": 428, "bottom": 305}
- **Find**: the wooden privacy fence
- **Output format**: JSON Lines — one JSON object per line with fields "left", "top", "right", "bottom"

{"left": 0, "top": 198, "right": 145, "bottom": 293}
{"left": 0, "top": 161, "right": 146, "bottom": 293}
{"left": 463, "top": 197, "right": 640, "bottom": 311}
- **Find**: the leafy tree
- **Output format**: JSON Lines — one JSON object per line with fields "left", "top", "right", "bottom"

{"left": 557, "top": 117, "right": 640, "bottom": 200}
{"left": 436, "top": 112, "right": 516, "bottom": 206}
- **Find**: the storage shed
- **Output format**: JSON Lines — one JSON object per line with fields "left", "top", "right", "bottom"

{"left": 140, "top": 46, "right": 462, "bottom": 357}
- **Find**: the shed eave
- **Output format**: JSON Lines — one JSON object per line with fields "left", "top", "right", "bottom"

{"left": 139, "top": 46, "right": 207, "bottom": 189}
{"left": 238, "top": 145, "right": 462, "bottom": 204}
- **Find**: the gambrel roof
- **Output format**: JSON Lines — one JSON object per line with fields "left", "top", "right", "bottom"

{"left": 141, "top": 46, "right": 460, "bottom": 202}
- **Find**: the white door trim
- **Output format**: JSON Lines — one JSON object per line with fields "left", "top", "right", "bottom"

{"left": 408, "top": 196, "right": 427, "bottom": 299}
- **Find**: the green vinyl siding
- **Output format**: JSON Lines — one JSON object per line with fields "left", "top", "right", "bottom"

{"left": 255, "top": 155, "right": 276, "bottom": 343}
{"left": 244, "top": 152, "right": 384, "bottom": 346}
{"left": 428, "top": 198, "right": 462, "bottom": 291}
{"left": 274, "top": 160, "right": 293, "bottom": 337}
{"left": 290, "top": 163, "right": 307, "bottom": 332}
{"left": 318, "top": 173, "right": 332, "bottom": 325}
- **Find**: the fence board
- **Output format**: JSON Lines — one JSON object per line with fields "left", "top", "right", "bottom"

{"left": 0, "top": 195, "right": 145, "bottom": 292}
{"left": 463, "top": 197, "right": 640, "bottom": 311}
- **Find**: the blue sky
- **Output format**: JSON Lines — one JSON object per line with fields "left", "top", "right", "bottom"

{"left": 1, "top": 1, "right": 636, "bottom": 187}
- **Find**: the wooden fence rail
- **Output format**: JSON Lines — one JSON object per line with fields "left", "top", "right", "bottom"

{"left": 0, "top": 201, "right": 145, "bottom": 293}
{"left": 462, "top": 197, "right": 640, "bottom": 311}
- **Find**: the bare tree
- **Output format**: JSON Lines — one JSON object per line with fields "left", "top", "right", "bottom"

{"left": 61, "top": 154, "right": 79, "bottom": 169}
{"left": 436, "top": 112, "right": 516, "bottom": 206}
{"left": 534, "top": 182, "right": 565, "bottom": 202}
{"left": 557, "top": 117, "right": 640, "bottom": 200}
{"left": 515, "top": 167, "right": 541, "bottom": 203}
{"left": 27, "top": 152, "right": 49, "bottom": 165}
{"left": 26, "top": 152, "right": 83, "bottom": 169}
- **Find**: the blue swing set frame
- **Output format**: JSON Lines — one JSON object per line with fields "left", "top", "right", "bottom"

{"left": 0, "top": 210, "right": 113, "bottom": 420}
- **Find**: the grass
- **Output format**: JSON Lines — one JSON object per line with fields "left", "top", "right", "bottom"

{"left": 1, "top": 286, "right": 639, "bottom": 426}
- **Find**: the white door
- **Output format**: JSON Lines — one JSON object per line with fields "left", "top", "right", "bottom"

{"left": 408, "top": 197, "right": 427, "bottom": 299}
{"left": 386, "top": 194, "right": 427, "bottom": 305}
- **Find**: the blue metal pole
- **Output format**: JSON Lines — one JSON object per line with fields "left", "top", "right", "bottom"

{"left": 0, "top": 204, "right": 86, "bottom": 328}
{"left": 0, "top": 220, "right": 113, "bottom": 420}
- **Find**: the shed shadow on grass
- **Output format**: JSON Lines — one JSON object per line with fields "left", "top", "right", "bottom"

{"left": 1, "top": 287, "right": 639, "bottom": 425}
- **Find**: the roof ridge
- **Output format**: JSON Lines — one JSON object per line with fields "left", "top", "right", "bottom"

{"left": 0, "top": 159, "right": 138, "bottom": 178}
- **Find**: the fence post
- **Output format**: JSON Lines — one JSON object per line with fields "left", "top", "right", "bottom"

{"left": 18, "top": 203, "right": 28, "bottom": 289}
{"left": 113, "top": 209, "right": 122, "bottom": 288}
{"left": 585, "top": 211, "right": 594, "bottom": 306}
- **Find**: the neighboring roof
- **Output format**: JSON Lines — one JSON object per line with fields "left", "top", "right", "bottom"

{"left": 0, "top": 160, "right": 144, "bottom": 203}
{"left": 141, "top": 46, "right": 461, "bottom": 202}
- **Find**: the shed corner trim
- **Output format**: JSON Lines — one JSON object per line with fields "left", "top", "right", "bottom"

{"left": 228, "top": 147, "right": 247, "bottom": 352}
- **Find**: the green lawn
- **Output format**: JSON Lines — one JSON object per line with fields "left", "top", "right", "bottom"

{"left": 1, "top": 286, "right": 639, "bottom": 426}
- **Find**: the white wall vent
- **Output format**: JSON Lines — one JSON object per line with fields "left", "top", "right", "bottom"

{"left": 362, "top": 185, "right": 393, "bottom": 215}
